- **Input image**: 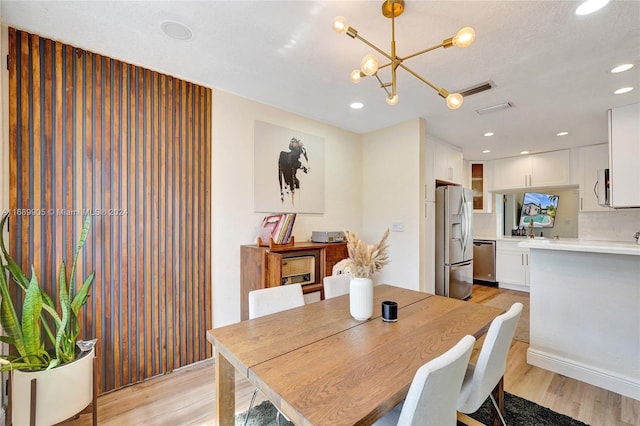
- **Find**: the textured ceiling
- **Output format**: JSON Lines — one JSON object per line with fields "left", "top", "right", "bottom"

{"left": 2, "top": 0, "right": 639, "bottom": 160}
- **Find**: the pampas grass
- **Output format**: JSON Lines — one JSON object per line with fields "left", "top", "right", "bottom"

{"left": 336, "top": 229, "right": 390, "bottom": 278}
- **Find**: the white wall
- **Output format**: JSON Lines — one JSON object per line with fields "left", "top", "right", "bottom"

{"left": 211, "top": 90, "right": 363, "bottom": 327}
{"left": 361, "top": 118, "right": 425, "bottom": 292}
{"left": 473, "top": 194, "right": 500, "bottom": 238}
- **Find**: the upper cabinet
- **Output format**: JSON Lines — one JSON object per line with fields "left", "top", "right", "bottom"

{"left": 609, "top": 103, "right": 640, "bottom": 208}
{"left": 435, "top": 142, "right": 463, "bottom": 185}
{"left": 492, "top": 150, "right": 571, "bottom": 191}
{"left": 468, "top": 161, "right": 492, "bottom": 212}
{"left": 578, "top": 144, "right": 609, "bottom": 212}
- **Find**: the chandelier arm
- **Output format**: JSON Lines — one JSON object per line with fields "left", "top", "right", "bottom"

{"left": 401, "top": 43, "right": 446, "bottom": 62}
{"left": 374, "top": 74, "right": 392, "bottom": 95}
{"left": 397, "top": 62, "right": 442, "bottom": 94}
{"left": 353, "top": 34, "right": 394, "bottom": 61}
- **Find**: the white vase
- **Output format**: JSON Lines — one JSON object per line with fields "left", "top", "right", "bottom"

{"left": 350, "top": 277, "right": 374, "bottom": 321}
{"left": 11, "top": 347, "right": 95, "bottom": 426}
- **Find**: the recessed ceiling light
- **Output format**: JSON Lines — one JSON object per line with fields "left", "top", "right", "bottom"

{"left": 350, "top": 102, "right": 364, "bottom": 109}
{"left": 575, "top": 0, "right": 611, "bottom": 16}
{"left": 482, "top": 149, "right": 491, "bottom": 154}
{"left": 520, "top": 151, "right": 529, "bottom": 155}
{"left": 557, "top": 131, "right": 569, "bottom": 136}
{"left": 483, "top": 132, "right": 494, "bottom": 137}
{"left": 161, "top": 21, "right": 193, "bottom": 41}
{"left": 614, "top": 87, "right": 634, "bottom": 95}
{"left": 611, "top": 64, "right": 634, "bottom": 73}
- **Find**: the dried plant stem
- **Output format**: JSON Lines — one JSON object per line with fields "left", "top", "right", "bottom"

{"left": 339, "top": 229, "right": 390, "bottom": 278}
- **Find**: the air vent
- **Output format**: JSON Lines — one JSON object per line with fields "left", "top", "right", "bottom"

{"left": 458, "top": 80, "right": 494, "bottom": 97}
{"left": 476, "top": 102, "right": 514, "bottom": 115}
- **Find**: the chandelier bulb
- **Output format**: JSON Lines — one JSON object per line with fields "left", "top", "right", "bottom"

{"left": 350, "top": 69, "right": 364, "bottom": 83}
{"left": 360, "top": 54, "right": 379, "bottom": 76}
{"left": 333, "top": 16, "right": 349, "bottom": 34}
{"left": 453, "top": 27, "right": 475, "bottom": 48}
{"left": 446, "top": 93, "right": 464, "bottom": 109}
{"left": 386, "top": 94, "right": 399, "bottom": 106}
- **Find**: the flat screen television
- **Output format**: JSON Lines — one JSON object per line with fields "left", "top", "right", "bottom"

{"left": 518, "top": 192, "right": 559, "bottom": 228}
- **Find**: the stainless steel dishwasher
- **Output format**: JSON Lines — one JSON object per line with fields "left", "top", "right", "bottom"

{"left": 473, "top": 239, "right": 497, "bottom": 285}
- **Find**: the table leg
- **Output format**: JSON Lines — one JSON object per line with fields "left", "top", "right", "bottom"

{"left": 215, "top": 350, "right": 236, "bottom": 426}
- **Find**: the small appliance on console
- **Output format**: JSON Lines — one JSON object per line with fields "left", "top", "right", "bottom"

{"left": 311, "top": 231, "right": 345, "bottom": 243}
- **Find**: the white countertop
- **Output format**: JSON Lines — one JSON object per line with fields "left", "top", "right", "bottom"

{"left": 518, "top": 238, "right": 640, "bottom": 256}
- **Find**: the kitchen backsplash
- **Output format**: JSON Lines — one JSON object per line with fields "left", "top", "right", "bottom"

{"left": 579, "top": 210, "right": 640, "bottom": 242}
{"left": 473, "top": 212, "right": 497, "bottom": 238}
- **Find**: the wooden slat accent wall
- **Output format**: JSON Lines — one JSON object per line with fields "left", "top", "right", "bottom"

{"left": 7, "top": 28, "right": 212, "bottom": 393}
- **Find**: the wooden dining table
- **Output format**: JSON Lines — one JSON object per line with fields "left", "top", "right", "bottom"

{"left": 206, "top": 284, "right": 503, "bottom": 426}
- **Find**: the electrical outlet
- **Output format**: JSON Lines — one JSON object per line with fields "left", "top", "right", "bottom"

{"left": 391, "top": 221, "right": 404, "bottom": 232}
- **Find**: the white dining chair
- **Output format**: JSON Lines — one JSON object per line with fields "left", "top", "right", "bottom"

{"left": 373, "top": 334, "right": 476, "bottom": 426}
{"left": 323, "top": 273, "right": 351, "bottom": 299}
{"left": 248, "top": 283, "right": 305, "bottom": 319}
{"left": 457, "top": 302, "right": 523, "bottom": 426}
{"left": 244, "top": 284, "right": 305, "bottom": 426}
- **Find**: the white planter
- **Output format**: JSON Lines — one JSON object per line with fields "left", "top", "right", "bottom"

{"left": 350, "top": 277, "right": 374, "bottom": 321}
{"left": 11, "top": 347, "right": 95, "bottom": 426}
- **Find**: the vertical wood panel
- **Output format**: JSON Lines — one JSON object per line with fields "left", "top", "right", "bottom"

{"left": 166, "top": 76, "right": 175, "bottom": 371}
{"left": 54, "top": 41, "right": 64, "bottom": 292}
{"left": 8, "top": 28, "right": 213, "bottom": 394}
{"left": 42, "top": 38, "right": 53, "bottom": 285}
{"left": 158, "top": 73, "right": 167, "bottom": 373}
{"left": 119, "top": 61, "right": 130, "bottom": 388}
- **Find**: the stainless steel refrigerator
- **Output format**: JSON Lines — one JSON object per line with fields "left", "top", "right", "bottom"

{"left": 435, "top": 186, "right": 474, "bottom": 299}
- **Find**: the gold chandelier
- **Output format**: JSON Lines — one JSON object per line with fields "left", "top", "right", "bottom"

{"left": 333, "top": 0, "right": 475, "bottom": 109}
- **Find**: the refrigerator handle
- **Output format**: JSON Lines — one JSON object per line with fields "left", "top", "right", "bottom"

{"left": 451, "top": 260, "right": 473, "bottom": 269}
{"left": 460, "top": 193, "right": 471, "bottom": 252}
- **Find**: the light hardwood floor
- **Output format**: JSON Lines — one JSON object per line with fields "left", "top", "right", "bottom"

{"left": 63, "top": 285, "right": 639, "bottom": 426}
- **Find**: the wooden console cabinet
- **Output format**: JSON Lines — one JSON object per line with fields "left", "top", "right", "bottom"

{"left": 240, "top": 241, "right": 348, "bottom": 320}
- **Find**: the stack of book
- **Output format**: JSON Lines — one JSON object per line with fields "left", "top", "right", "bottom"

{"left": 258, "top": 213, "right": 296, "bottom": 245}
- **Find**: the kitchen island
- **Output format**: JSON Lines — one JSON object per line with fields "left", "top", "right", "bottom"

{"left": 519, "top": 238, "right": 640, "bottom": 399}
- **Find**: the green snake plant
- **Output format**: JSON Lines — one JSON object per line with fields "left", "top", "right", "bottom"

{"left": 0, "top": 212, "right": 95, "bottom": 371}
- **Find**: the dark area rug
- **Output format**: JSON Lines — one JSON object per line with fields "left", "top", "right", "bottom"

{"left": 235, "top": 400, "right": 293, "bottom": 426}
{"left": 466, "top": 392, "right": 589, "bottom": 426}
{"left": 236, "top": 392, "right": 588, "bottom": 425}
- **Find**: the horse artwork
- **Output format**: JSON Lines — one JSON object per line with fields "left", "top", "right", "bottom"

{"left": 254, "top": 120, "right": 324, "bottom": 214}
{"left": 278, "top": 137, "right": 309, "bottom": 205}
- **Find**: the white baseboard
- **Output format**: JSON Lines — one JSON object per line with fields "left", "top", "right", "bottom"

{"left": 498, "top": 282, "right": 530, "bottom": 293}
{"left": 527, "top": 348, "right": 640, "bottom": 400}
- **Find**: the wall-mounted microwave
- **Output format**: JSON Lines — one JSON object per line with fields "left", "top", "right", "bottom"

{"left": 596, "top": 169, "right": 610, "bottom": 207}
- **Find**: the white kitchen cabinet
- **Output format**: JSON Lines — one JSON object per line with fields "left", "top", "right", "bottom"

{"left": 492, "top": 150, "right": 571, "bottom": 191}
{"left": 435, "top": 142, "right": 463, "bottom": 185}
{"left": 578, "top": 144, "right": 609, "bottom": 212}
{"left": 496, "top": 239, "right": 529, "bottom": 292}
{"left": 609, "top": 103, "right": 640, "bottom": 208}
{"left": 493, "top": 156, "right": 530, "bottom": 190}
